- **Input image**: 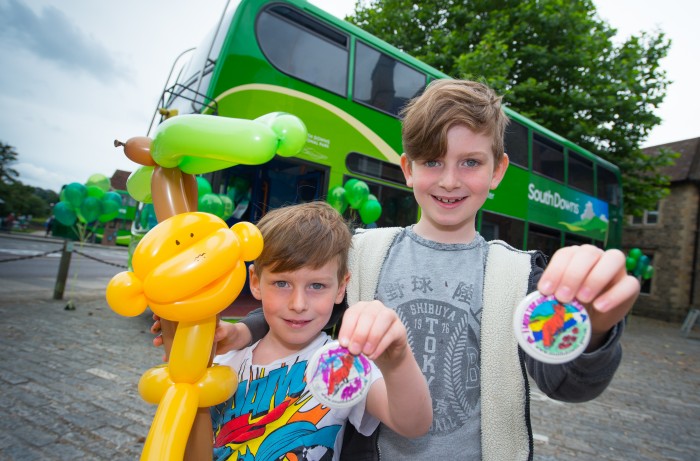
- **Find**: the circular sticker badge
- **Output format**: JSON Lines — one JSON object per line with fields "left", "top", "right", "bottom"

{"left": 513, "top": 290, "right": 591, "bottom": 364}
{"left": 306, "top": 341, "right": 372, "bottom": 409}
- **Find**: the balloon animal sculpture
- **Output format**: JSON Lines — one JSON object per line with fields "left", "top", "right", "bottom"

{"left": 106, "top": 112, "right": 307, "bottom": 460}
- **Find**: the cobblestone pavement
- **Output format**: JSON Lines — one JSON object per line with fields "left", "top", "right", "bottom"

{"left": 0, "top": 270, "right": 699, "bottom": 459}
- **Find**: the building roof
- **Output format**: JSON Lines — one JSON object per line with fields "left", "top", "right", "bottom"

{"left": 110, "top": 169, "right": 131, "bottom": 191}
{"left": 643, "top": 137, "right": 700, "bottom": 182}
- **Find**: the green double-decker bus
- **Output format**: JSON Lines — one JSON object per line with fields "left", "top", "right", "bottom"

{"left": 144, "top": 0, "right": 622, "bottom": 256}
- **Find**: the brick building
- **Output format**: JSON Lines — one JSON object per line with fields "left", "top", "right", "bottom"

{"left": 623, "top": 137, "right": 700, "bottom": 322}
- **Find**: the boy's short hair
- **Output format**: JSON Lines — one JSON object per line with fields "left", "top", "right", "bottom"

{"left": 253, "top": 201, "right": 352, "bottom": 282}
{"left": 400, "top": 79, "right": 509, "bottom": 165}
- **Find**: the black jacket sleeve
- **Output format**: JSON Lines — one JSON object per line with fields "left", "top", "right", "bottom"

{"left": 524, "top": 250, "right": 625, "bottom": 402}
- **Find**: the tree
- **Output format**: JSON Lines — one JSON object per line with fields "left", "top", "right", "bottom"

{"left": 350, "top": 0, "right": 675, "bottom": 215}
{"left": 0, "top": 142, "right": 20, "bottom": 184}
{"left": 0, "top": 141, "right": 59, "bottom": 219}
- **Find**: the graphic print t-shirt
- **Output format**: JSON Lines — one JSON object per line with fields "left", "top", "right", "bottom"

{"left": 376, "top": 227, "right": 487, "bottom": 459}
{"left": 212, "top": 333, "right": 381, "bottom": 461}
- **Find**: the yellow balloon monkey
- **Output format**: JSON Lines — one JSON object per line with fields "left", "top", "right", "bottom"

{"left": 107, "top": 112, "right": 307, "bottom": 460}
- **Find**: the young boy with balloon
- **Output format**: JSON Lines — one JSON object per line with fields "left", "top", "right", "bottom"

{"left": 185, "top": 201, "right": 431, "bottom": 460}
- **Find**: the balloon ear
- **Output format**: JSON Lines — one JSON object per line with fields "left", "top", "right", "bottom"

{"left": 231, "top": 222, "right": 263, "bottom": 261}
{"left": 106, "top": 271, "right": 148, "bottom": 317}
{"left": 116, "top": 137, "right": 156, "bottom": 166}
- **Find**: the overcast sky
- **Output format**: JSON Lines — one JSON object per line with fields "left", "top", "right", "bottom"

{"left": 0, "top": 0, "right": 696, "bottom": 193}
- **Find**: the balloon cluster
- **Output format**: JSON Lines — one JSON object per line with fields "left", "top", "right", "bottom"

{"left": 53, "top": 174, "right": 122, "bottom": 226}
{"left": 626, "top": 248, "right": 654, "bottom": 280}
{"left": 327, "top": 179, "right": 382, "bottom": 225}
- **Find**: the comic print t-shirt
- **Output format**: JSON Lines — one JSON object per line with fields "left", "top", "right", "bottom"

{"left": 212, "top": 333, "right": 381, "bottom": 461}
{"left": 376, "top": 226, "right": 487, "bottom": 459}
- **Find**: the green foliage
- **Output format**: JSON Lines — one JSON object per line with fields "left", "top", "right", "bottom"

{"left": 0, "top": 141, "right": 59, "bottom": 218}
{"left": 0, "top": 142, "right": 20, "bottom": 184}
{"left": 350, "top": 0, "right": 675, "bottom": 215}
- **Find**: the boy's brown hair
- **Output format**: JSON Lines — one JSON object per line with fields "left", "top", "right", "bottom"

{"left": 400, "top": 79, "right": 509, "bottom": 166}
{"left": 253, "top": 201, "right": 352, "bottom": 282}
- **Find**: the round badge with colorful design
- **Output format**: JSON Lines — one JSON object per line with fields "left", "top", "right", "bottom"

{"left": 513, "top": 290, "right": 591, "bottom": 364}
{"left": 306, "top": 341, "right": 372, "bottom": 409}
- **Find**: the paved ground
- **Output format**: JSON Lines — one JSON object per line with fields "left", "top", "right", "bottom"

{"left": 0, "top": 234, "right": 699, "bottom": 460}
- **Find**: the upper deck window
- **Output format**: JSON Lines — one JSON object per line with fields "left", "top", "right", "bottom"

{"left": 353, "top": 41, "right": 426, "bottom": 117}
{"left": 568, "top": 151, "right": 595, "bottom": 195}
{"left": 503, "top": 119, "right": 528, "bottom": 167}
{"left": 532, "top": 133, "right": 564, "bottom": 182}
{"left": 257, "top": 6, "right": 348, "bottom": 96}
{"left": 597, "top": 165, "right": 621, "bottom": 205}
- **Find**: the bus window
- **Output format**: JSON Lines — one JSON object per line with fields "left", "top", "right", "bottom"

{"left": 568, "top": 151, "right": 594, "bottom": 195}
{"left": 257, "top": 6, "right": 348, "bottom": 96}
{"left": 346, "top": 153, "right": 406, "bottom": 185}
{"left": 480, "top": 211, "right": 525, "bottom": 249}
{"left": 503, "top": 120, "right": 528, "bottom": 167}
{"left": 353, "top": 41, "right": 426, "bottom": 117}
{"left": 527, "top": 223, "right": 561, "bottom": 257}
{"left": 532, "top": 133, "right": 564, "bottom": 182}
{"left": 597, "top": 165, "right": 621, "bottom": 206}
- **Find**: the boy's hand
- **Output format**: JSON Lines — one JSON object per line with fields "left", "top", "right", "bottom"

{"left": 150, "top": 314, "right": 252, "bottom": 355}
{"left": 213, "top": 320, "right": 252, "bottom": 355}
{"left": 537, "top": 244, "right": 640, "bottom": 349}
{"left": 338, "top": 301, "right": 410, "bottom": 368}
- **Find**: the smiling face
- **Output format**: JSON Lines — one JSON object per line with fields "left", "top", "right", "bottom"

{"left": 401, "top": 124, "right": 509, "bottom": 244}
{"left": 250, "top": 258, "right": 349, "bottom": 358}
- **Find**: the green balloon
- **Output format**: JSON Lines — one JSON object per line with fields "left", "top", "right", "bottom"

{"left": 126, "top": 166, "right": 154, "bottom": 203}
{"left": 327, "top": 186, "right": 348, "bottom": 214}
{"left": 629, "top": 248, "right": 642, "bottom": 261}
{"left": 150, "top": 113, "right": 307, "bottom": 175}
{"left": 98, "top": 192, "right": 122, "bottom": 222}
{"left": 633, "top": 254, "right": 650, "bottom": 278}
{"left": 79, "top": 196, "right": 102, "bottom": 223}
{"left": 255, "top": 112, "right": 308, "bottom": 157}
{"left": 643, "top": 265, "right": 654, "bottom": 280}
{"left": 196, "top": 176, "right": 213, "bottom": 197}
{"left": 139, "top": 203, "right": 157, "bottom": 230}
{"left": 343, "top": 178, "right": 359, "bottom": 192}
{"left": 198, "top": 193, "right": 224, "bottom": 218}
{"left": 625, "top": 256, "right": 636, "bottom": 272}
{"left": 53, "top": 201, "right": 77, "bottom": 226}
{"left": 345, "top": 179, "right": 370, "bottom": 209}
{"left": 359, "top": 199, "right": 382, "bottom": 225}
{"left": 86, "top": 173, "right": 110, "bottom": 192}
{"left": 103, "top": 191, "right": 123, "bottom": 206}
{"left": 86, "top": 185, "right": 105, "bottom": 199}
{"left": 219, "top": 194, "right": 234, "bottom": 220}
{"left": 63, "top": 182, "right": 87, "bottom": 209}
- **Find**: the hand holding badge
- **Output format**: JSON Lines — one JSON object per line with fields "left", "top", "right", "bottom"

{"left": 513, "top": 291, "right": 592, "bottom": 364}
